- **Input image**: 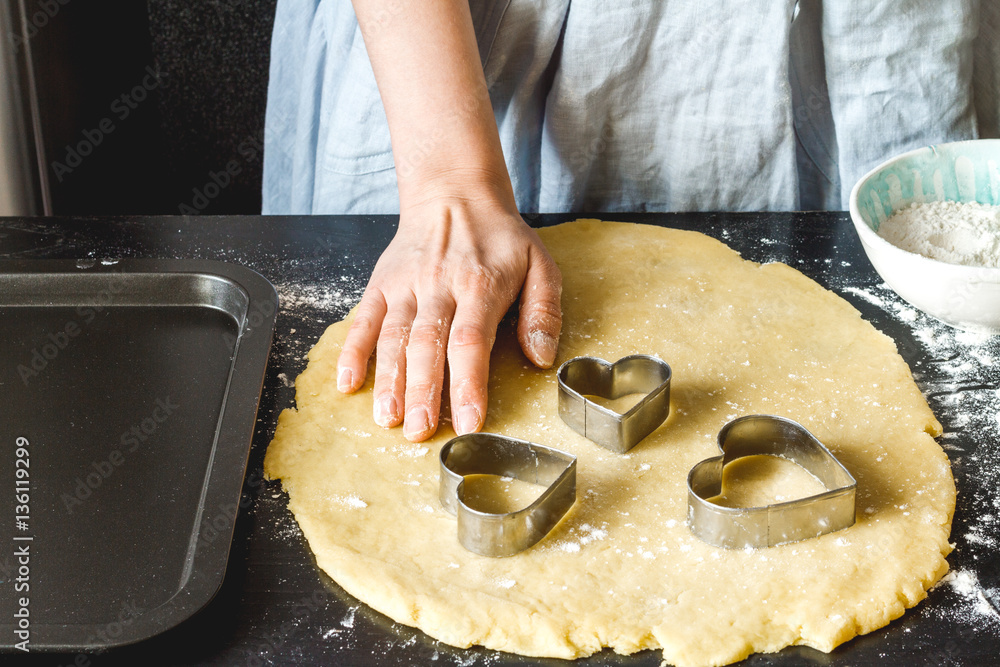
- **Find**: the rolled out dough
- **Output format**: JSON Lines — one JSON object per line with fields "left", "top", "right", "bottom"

{"left": 265, "top": 220, "right": 955, "bottom": 666}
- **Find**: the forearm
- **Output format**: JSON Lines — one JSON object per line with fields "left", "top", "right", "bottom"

{"left": 351, "top": 0, "right": 513, "bottom": 209}
{"left": 340, "top": 1, "right": 561, "bottom": 442}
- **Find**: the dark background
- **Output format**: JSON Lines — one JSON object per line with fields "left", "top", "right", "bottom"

{"left": 16, "top": 1, "right": 1000, "bottom": 217}
{"left": 21, "top": 0, "right": 277, "bottom": 216}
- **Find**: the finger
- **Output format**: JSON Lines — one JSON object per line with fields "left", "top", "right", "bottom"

{"left": 337, "top": 289, "right": 388, "bottom": 393}
{"left": 371, "top": 298, "right": 417, "bottom": 428}
{"left": 518, "top": 245, "right": 563, "bottom": 368}
{"left": 447, "top": 297, "right": 501, "bottom": 436}
{"left": 403, "top": 298, "right": 455, "bottom": 441}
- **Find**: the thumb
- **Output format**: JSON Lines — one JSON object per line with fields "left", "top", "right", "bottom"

{"left": 517, "top": 245, "right": 563, "bottom": 368}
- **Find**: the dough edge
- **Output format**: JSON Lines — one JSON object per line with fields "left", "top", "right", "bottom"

{"left": 265, "top": 219, "right": 955, "bottom": 667}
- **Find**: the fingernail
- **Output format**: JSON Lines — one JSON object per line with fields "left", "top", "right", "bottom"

{"left": 529, "top": 330, "right": 558, "bottom": 368}
{"left": 455, "top": 404, "right": 482, "bottom": 435}
{"left": 337, "top": 367, "right": 354, "bottom": 392}
{"left": 373, "top": 394, "right": 398, "bottom": 428}
{"left": 403, "top": 406, "right": 432, "bottom": 440}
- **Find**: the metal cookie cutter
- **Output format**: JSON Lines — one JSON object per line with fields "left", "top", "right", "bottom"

{"left": 687, "top": 415, "right": 857, "bottom": 549}
{"left": 557, "top": 354, "right": 672, "bottom": 454}
{"left": 439, "top": 433, "right": 577, "bottom": 557}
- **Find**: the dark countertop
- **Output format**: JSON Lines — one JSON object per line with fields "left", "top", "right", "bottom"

{"left": 2, "top": 212, "right": 998, "bottom": 666}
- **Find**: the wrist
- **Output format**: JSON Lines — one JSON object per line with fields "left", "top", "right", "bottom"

{"left": 398, "top": 163, "right": 517, "bottom": 215}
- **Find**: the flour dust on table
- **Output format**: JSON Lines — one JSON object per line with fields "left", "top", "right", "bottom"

{"left": 266, "top": 220, "right": 955, "bottom": 667}
{"left": 839, "top": 281, "right": 1000, "bottom": 636}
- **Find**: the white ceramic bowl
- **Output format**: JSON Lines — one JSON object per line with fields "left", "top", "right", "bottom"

{"left": 849, "top": 139, "right": 1000, "bottom": 333}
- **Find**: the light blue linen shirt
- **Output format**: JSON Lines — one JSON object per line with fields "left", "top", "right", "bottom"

{"left": 262, "top": 0, "right": 984, "bottom": 215}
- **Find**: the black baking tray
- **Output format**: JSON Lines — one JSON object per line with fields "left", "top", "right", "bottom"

{"left": 0, "top": 259, "right": 277, "bottom": 652}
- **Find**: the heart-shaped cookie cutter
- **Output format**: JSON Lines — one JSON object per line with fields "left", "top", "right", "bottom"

{"left": 687, "top": 415, "right": 857, "bottom": 549}
{"left": 557, "top": 355, "right": 672, "bottom": 454}
{"left": 439, "top": 433, "right": 577, "bottom": 557}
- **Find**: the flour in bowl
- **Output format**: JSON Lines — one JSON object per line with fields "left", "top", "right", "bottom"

{"left": 878, "top": 200, "right": 1000, "bottom": 268}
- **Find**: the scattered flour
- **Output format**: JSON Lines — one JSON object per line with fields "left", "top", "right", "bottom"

{"left": 548, "top": 522, "right": 609, "bottom": 553}
{"left": 265, "top": 273, "right": 366, "bottom": 372}
{"left": 393, "top": 445, "right": 430, "bottom": 458}
{"left": 331, "top": 494, "right": 368, "bottom": 509}
{"left": 877, "top": 200, "right": 1000, "bottom": 268}
{"left": 937, "top": 570, "right": 1000, "bottom": 624}
{"left": 843, "top": 286, "right": 885, "bottom": 307}
{"left": 841, "top": 283, "right": 1000, "bottom": 636}
{"left": 276, "top": 279, "right": 365, "bottom": 314}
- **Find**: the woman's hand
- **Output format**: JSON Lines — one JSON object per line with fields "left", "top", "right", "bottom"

{"left": 336, "top": 190, "right": 562, "bottom": 441}
{"left": 342, "top": 0, "right": 561, "bottom": 439}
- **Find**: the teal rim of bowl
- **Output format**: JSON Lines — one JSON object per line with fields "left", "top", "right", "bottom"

{"left": 852, "top": 139, "right": 1000, "bottom": 232}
